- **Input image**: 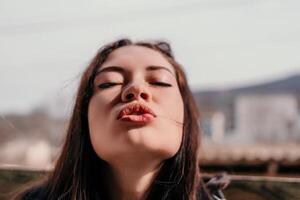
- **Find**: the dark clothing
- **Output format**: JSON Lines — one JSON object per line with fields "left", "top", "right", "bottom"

{"left": 21, "top": 175, "right": 229, "bottom": 200}
{"left": 20, "top": 186, "right": 46, "bottom": 200}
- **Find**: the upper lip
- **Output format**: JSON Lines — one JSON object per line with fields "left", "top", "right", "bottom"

{"left": 117, "top": 103, "right": 156, "bottom": 119}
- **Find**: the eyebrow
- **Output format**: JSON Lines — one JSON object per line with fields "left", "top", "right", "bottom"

{"left": 96, "top": 65, "right": 175, "bottom": 76}
{"left": 146, "top": 65, "right": 174, "bottom": 76}
{"left": 96, "top": 66, "right": 125, "bottom": 76}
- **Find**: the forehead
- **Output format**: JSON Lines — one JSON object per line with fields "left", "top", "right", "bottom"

{"left": 101, "top": 45, "right": 175, "bottom": 73}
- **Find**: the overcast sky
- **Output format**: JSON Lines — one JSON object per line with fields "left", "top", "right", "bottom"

{"left": 1, "top": 0, "right": 300, "bottom": 114}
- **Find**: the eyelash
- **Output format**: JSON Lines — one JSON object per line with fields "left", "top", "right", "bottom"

{"left": 152, "top": 82, "right": 172, "bottom": 87}
{"left": 97, "top": 82, "right": 172, "bottom": 89}
{"left": 97, "top": 82, "right": 120, "bottom": 89}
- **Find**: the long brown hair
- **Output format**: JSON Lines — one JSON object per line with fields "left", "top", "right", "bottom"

{"left": 18, "top": 39, "right": 201, "bottom": 200}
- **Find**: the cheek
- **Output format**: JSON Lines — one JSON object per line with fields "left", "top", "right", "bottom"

{"left": 88, "top": 95, "right": 107, "bottom": 127}
{"left": 153, "top": 89, "right": 184, "bottom": 157}
{"left": 160, "top": 125, "right": 183, "bottom": 158}
{"left": 87, "top": 95, "right": 113, "bottom": 160}
{"left": 156, "top": 88, "right": 184, "bottom": 123}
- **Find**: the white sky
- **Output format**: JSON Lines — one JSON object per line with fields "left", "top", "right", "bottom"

{"left": 1, "top": 0, "right": 300, "bottom": 114}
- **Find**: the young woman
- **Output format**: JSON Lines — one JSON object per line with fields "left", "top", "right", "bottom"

{"left": 16, "top": 39, "right": 227, "bottom": 200}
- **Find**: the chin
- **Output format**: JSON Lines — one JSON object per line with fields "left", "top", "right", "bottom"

{"left": 131, "top": 139, "right": 181, "bottom": 160}
{"left": 124, "top": 128, "right": 181, "bottom": 153}
{"left": 93, "top": 142, "right": 181, "bottom": 166}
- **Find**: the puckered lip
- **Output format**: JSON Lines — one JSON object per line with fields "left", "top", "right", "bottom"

{"left": 117, "top": 103, "right": 157, "bottom": 120}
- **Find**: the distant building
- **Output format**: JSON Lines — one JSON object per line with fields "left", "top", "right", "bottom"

{"left": 201, "top": 110, "right": 226, "bottom": 144}
{"left": 235, "top": 94, "right": 300, "bottom": 143}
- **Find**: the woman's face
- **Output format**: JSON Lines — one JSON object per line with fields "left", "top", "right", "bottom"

{"left": 88, "top": 45, "right": 184, "bottom": 164}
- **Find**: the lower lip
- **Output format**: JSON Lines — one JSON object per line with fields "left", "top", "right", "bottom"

{"left": 119, "top": 113, "right": 155, "bottom": 123}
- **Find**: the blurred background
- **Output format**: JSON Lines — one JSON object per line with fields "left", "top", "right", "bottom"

{"left": 1, "top": 0, "right": 300, "bottom": 180}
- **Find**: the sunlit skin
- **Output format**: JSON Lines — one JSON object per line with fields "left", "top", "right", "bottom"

{"left": 88, "top": 45, "right": 184, "bottom": 200}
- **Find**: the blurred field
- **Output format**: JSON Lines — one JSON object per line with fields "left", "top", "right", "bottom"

{"left": 0, "top": 168, "right": 47, "bottom": 200}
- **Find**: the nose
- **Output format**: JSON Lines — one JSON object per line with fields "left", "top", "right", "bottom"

{"left": 121, "top": 83, "right": 151, "bottom": 102}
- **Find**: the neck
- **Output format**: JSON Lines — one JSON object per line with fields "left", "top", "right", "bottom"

{"left": 108, "top": 159, "right": 163, "bottom": 200}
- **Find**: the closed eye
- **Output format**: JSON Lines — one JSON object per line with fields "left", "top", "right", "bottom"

{"left": 151, "top": 82, "right": 172, "bottom": 87}
{"left": 97, "top": 82, "right": 121, "bottom": 89}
